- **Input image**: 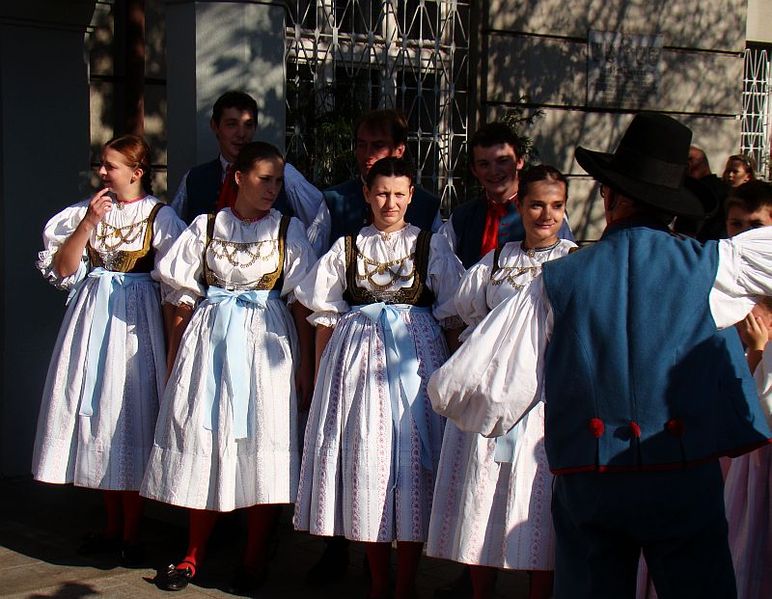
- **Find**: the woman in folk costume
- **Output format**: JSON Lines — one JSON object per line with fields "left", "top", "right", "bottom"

{"left": 33, "top": 135, "right": 185, "bottom": 563}
{"left": 725, "top": 300, "right": 772, "bottom": 599}
{"left": 293, "top": 156, "right": 465, "bottom": 599}
{"left": 140, "top": 142, "right": 316, "bottom": 593}
{"left": 427, "top": 165, "right": 575, "bottom": 599}
{"left": 719, "top": 189, "right": 771, "bottom": 599}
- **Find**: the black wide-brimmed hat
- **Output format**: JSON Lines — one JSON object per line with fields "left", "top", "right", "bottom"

{"left": 575, "top": 112, "right": 703, "bottom": 218}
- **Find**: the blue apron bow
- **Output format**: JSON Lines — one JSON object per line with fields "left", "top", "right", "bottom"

{"left": 353, "top": 302, "right": 434, "bottom": 471}
{"left": 494, "top": 424, "right": 523, "bottom": 463}
{"left": 203, "top": 286, "right": 280, "bottom": 440}
{"left": 77, "top": 268, "right": 156, "bottom": 418}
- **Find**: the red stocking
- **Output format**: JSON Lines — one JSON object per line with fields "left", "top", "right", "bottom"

{"left": 178, "top": 509, "right": 220, "bottom": 574}
{"left": 395, "top": 541, "right": 423, "bottom": 599}
{"left": 243, "top": 504, "right": 281, "bottom": 571}
{"left": 102, "top": 490, "right": 122, "bottom": 539}
{"left": 364, "top": 541, "right": 391, "bottom": 599}
{"left": 120, "top": 491, "right": 143, "bottom": 544}
{"left": 528, "top": 569, "right": 554, "bottom": 599}
{"left": 469, "top": 564, "right": 497, "bottom": 599}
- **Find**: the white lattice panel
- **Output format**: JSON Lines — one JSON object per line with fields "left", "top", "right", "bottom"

{"left": 742, "top": 47, "right": 771, "bottom": 180}
{"left": 285, "top": 0, "right": 471, "bottom": 211}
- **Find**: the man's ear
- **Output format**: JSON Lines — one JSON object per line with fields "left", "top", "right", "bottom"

{"left": 393, "top": 143, "right": 406, "bottom": 159}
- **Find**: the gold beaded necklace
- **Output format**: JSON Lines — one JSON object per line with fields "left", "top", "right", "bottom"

{"left": 355, "top": 252, "right": 416, "bottom": 290}
{"left": 94, "top": 218, "right": 148, "bottom": 250}
{"left": 491, "top": 265, "right": 541, "bottom": 289}
{"left": 208, "top": 238, "right": 276, "bottom": 268}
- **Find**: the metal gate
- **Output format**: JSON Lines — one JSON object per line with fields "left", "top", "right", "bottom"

{"left": 741, "top": 45, "right": 771, "bottom": 181}
{"left": 284, "top": 0, "right": 472, "bottom": 212}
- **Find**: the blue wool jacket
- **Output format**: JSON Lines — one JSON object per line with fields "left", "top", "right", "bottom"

{"left": 541, "top": 218, "right": 770, "bottom": 473}
{"left": 184, "top": 158, "right": 292, "bottom": 224}
{"left": 323, "top": 178, "right": 440, "bottom": 244}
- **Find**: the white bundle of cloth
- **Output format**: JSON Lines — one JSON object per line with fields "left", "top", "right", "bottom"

{"left": 428, "top": 276, "right": 551, "bottom": 438}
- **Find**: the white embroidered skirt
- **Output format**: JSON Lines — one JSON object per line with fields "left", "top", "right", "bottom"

{"left": 33, "top": 276, "right": 165, "bottom": 491}
{"left": 140, "top": 297, "right": 300, "bottom": 511}
{"left": 427, "top": 402, "right": 555, "bottom": 570}
{"left": 293, "top": 308, "right": 447, "bottom": 542}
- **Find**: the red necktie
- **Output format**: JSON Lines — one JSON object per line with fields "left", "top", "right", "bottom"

{"left": 480, "top": 200, "right": 508, "bottom": 256}
{"left": 216, "top": 165, "right": 238, "bottom": 212}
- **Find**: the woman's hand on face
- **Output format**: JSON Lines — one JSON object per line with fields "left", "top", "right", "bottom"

{"left": 83, "top": 188, "right": 113, "bottom": 229}
{"left": 740, "top": 312, "right": 769, "bottom": 352}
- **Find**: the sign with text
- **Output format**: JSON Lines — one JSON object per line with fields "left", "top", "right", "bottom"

{"left": 588, "top": 30, "right": 663, "bottom": 108}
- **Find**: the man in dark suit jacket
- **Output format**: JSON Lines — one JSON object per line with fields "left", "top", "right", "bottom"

{"left": 441, "top": 122, "right": 573, "bottom": 268}
{"left": 308, "top": 109, "right": 441, "bottom": 254}
{"left": 170, "top": 90, "right": 319, "bottom": 225}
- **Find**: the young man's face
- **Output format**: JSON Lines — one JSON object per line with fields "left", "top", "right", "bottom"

{"left": 687, "top": 147, "right": 709, "bottom": 179}
{"left": 726, "top": 204, "right": 772, "bottom": 237}
{"left": 355, "top": 125, "right": 405, "bottom": 178}
{"left": 470, "top": 143, "right": 524, "bottom": 202}
{"left": 211, "top": 107, "right": 257, "bottom": 163}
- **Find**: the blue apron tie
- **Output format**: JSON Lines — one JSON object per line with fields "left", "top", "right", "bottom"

{"left": 494, "top": 424, "right": 523, "bottom": 463}
{"left": 203, "top": 286, "right": 280, "bottom": 440}
{"left": 77, "top": 268, "right": 155, "bottom": 417}
{"left": 353, "top": 303, "right": 433, "bottom": 471}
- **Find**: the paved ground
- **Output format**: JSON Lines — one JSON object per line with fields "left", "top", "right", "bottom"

{"left": 0, "top": 478, "right": 530, "bottom": 598}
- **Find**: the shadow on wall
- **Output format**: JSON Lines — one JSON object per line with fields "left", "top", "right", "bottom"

{"left": 485, "top": 0, "right": 744, "bottom": 240}
{"left": 86, "top": 1, "right": 287, "bottom": 203}
{"left": 195, "top": 4, "right": 286, "bottom": 143}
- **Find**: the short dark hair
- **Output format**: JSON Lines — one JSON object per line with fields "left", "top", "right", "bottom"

{"left": 355, "top": 110, "right": 408, "bottom": 147}
{"left": 233, "top": 141, "right": 284, "bottom": 175}
{"left": 518, "top": 164, "right": 568, "bottom": 200}
{"left": 469, "top": 122, "right": 524, "bottom": 159}
{"left": 725, "top": 180, "right": 772, "bottom": 213}
{"left": 364, "top": 156, "right": 415, "bottom": 188}
{"left": 212, "top": 91, "right": 258, "bottom": 124}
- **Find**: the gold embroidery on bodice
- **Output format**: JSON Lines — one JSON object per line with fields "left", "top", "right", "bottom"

{"left": 86, "top": 204, "right": 162, "bottom": 273}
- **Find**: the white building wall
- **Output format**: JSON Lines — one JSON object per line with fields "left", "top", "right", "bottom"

{"left": 482, "top": 0, "right": 747, "bottom": 239}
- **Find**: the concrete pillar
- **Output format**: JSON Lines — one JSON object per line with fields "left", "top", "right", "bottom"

{"left": 165, "top": 0, "right": 286, "bottom": 195}
{"left": 0, "top": 1, "right": 96, "bottom": 476}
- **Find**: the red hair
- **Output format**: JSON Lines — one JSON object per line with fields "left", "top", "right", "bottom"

{"left": 103, "top": 135, "right": 153, "bottom": 194}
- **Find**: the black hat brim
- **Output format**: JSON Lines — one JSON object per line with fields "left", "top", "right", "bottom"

{"left": 576, "top": 147, "right": 704, "bottom": 218}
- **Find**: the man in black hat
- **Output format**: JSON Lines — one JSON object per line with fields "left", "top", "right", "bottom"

{"left": 431, "top": 112, "right": 771, "bottom": 598}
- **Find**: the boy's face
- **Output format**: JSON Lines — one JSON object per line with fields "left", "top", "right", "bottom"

{"left": 355, "top": 125, "right": 405, "bottom": 178}
{"left": 470, "top": 143, "right": 524, "bottom": 202}
{"left": 211, "top": 107, "right": 257, "bottom": 163}
{"left": 725, "top": 205, "right": 772, "bottom": 237}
